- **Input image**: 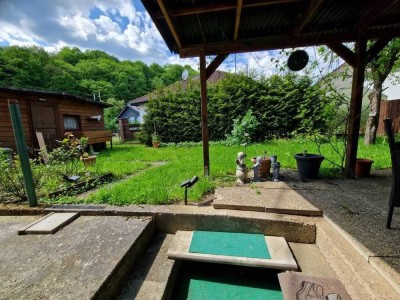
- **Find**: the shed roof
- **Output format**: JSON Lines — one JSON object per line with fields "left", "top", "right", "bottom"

{"left": 143, "top": 0, "right": 400, "bottom": 57}
{"left": 0, "top": 87, "right": 112, "bottom": 108}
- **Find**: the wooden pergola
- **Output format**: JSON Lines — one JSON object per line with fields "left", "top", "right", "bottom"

{"left": 142, "top": 0, "right": 400, "bottom": 177}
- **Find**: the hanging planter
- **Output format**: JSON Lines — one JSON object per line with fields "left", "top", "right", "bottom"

{"left": 294, "top": 153, "right": 325, "bottom": 179}
{"left": 355, "top": 158, "right": 374, "bottom": 177}
{"left": 287, "top": 50, "right": 309, "bottom": 71}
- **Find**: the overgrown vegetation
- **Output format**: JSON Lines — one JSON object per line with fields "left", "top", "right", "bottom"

{"left": 1, "top": 138, "right": 391, "bottom": 205}
{"left": 141, "top": 73, "right": 334, "bottom": 144}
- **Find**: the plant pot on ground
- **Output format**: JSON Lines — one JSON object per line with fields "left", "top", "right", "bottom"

{"left": 355, "top": 158, "right": 374, "bottom": 177}
{"left": 80, "top": 155, "right": 97, "bottom": 167}
{"left": 294, "top": 153, "right": 325, "bottom": 179}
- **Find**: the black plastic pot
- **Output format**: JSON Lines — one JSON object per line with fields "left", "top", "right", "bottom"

{"left": 294, "top": 153, "right": 325, "bottom": 179}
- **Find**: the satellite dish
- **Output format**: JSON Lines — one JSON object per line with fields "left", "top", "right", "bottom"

{"left": 182, "top": 69, "right": 189, "bottom": 81}
{"left": 287, "top": 50, "right": 309, "bottom": 71}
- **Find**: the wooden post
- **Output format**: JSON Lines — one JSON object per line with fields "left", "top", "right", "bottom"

{"left": 200, "top": 52, "right": 210, "bottom": 176}
{"left": 8, "top": 99, "right": 38, "bottom": 206}
{"left": 345, "top": 33, "right": 367, "bottom": 178}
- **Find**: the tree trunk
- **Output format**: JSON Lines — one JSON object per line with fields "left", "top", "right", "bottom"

{"left": 364, "top": 81, "right": 383, "bottom": 145}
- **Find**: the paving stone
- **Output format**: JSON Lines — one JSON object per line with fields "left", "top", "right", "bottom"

{"left": 214, "top": 186, "right": 322, "bottom": 216}
{"left": 19, "top": 212, "right": 79, "bottom": 234}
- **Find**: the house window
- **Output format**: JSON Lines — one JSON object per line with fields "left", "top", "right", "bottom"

{"left": 64, "top": 115, "right": 80, "bottom": 130}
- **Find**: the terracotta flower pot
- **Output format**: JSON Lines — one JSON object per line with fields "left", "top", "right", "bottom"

{"left": 294, "top": 153, "right": 324, "bottom": 179}
{"left": 80, "top": 155, "right": 97, "bottom": 167}
{"left": 355, "top": 158, "right": 374, "bottom": 177}
{"left": 152, "top": 141, "right": 160, "bottom": 148}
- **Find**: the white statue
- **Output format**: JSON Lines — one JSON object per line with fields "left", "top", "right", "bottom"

{"left": 251, "top": 156, "right": 263, "bottom": 182}
{"left": 271, "top": 155, "right": 281, "bottom": 182}
{"left": 236, "top": 152, "right": 247, "bottom": 184}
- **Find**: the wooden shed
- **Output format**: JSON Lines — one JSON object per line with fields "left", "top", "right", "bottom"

{"left": 0, "top": 87, "right": 112, "bottom": 151}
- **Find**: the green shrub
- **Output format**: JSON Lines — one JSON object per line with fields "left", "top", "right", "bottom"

{"left": 0, "top": 152, "right": 45, "bottom": 201}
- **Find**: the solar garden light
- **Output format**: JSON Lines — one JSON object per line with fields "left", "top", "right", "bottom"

{"left": 180, "top": 175, "right": 199, "bottom": 205}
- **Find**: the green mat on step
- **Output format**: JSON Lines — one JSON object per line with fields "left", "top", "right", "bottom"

{"left": 189, "top": 231, "right": 271, "bottom": 259}
{"left": 186, "top": 278, "right": 283, "bottom": 300}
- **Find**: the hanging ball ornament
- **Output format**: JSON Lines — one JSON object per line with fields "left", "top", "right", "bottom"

{"left": 287, "top": 50, "right": 309, "bottom": 71}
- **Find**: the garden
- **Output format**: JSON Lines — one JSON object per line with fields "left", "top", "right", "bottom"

{"left": 0, "top": 135, "right": 392, "bottom": 205}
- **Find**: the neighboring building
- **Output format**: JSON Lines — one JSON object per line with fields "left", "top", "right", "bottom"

{"left": 321, "top": 63, "right": 389, "bottom": 104}
{"left": 117, "top": 70, "right": 226, "bottom": 124}
{"left": 0, "top": 87, "right": 111, "bottom": 150}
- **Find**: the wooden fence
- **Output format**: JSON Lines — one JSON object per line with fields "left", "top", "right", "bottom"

{"left": 377, "top": 99, "right": 400, "bottom": 136}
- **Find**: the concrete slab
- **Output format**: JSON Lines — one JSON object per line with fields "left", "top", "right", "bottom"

{"left": 18, "top": 212, "right": 79, "bottom": 234}
{"left": 213, "top": 186, "right": 322, "bottom": 216}
{"left": 0, "top": 215, "right": 153, "bottom": 300}
{"left": 168, "top": 231, "right": 298, "bottom": 270}
{"left": 289, "top": 243, "right": 338, "bottom": 279}
{"left": 117, "top": 233, "right": 177, "bottom": 300}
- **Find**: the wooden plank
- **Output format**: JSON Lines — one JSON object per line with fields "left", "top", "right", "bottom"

{"left": 155, "top": 0, "right": 302, "bottom": 18}
{"left": 35, "top": 131, "right": 49, "bottom": 163}
{"left": 233, "top": 0, "right": 243, "bottom": 42}
{"left": 292, "top": 0, "right": 323, "bottom": 35}
{"left": 157, "top": 0, "right": 182, "bottom": 49}
{"left": 327, "top": 43, "right": 356, "bottom": 68}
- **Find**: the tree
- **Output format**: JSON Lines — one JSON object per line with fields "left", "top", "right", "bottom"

{"left": 104, "top": 98, "right": 125, "bottom": 131}
{"left": 364, "top": 39, "right": 400, "bottom": 145}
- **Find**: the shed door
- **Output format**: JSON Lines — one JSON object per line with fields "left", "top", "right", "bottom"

{"left": 30, "top": 102, "right": 59, "bottom": 147}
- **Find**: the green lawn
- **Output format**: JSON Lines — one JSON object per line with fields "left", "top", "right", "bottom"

{"left": 45, "top": 137, "right": 392, "bottom": 205}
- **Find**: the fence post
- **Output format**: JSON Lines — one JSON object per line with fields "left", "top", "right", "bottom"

{"left": 8, "top": 99, "right": 38, "bottom": 207}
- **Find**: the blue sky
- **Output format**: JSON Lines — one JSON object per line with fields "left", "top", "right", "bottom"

{"left": 0, "top": 0, "right": 283, "bottom": 75}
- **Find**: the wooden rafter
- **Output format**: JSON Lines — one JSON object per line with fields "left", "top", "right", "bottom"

{"left": 157, "top": 0, "right": 182, "bottom": 49}
{"left": 356, "top": 0, "right": 400, "bottom": 29}
{"left": 155, "top": 0, "right": 301, "bottom": 19}
{"left": 366, "top": 38, "right": 392, "bottom": 64}
{"left": 326, "top": 43, "right": 356, "bottom": 68}
{"left": 292, "top": 0, "right": 323, "bottom": 36}
{"left": 206, "top": 54, "right": 229, "bottom": 80}
{"left": 179, "top": 27, "right": 400, "bottom": 58}
{"left": 233, "top": 0, "right": 243, "bottom": 41}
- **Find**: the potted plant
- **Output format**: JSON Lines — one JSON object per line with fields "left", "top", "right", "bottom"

{"left": 294, "top": 150, "right": 325, "bottom": 179}
{"left": 80, "top": 152, "right": 97, "bottom": 167}
{"left": 355, "top": 158, "right": 374, "bottom": 177}
{"left": 152, "top": 132, "right": 161, "bottom": 148}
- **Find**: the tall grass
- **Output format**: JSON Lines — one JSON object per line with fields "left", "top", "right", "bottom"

{"left": 54, "top": 137, "right": 391, "bottom": 205}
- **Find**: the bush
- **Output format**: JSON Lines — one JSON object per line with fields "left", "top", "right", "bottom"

{"left": 141, "top": 73, "right": 333, "bottom": 143}
{"left": 0, "top": 151, "right": 45, "bottom": 201}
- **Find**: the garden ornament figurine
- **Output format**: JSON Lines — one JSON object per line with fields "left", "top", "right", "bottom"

{"left": 251, "top": 156, "right": 263, "bottom": 182}
{"left": 271, "top": 155, "right": 281, "bottom": 182}
{"left": 236, "top": 152, "right": 247, "bottom": 184}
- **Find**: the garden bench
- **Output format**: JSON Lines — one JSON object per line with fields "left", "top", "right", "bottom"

{"left": 384, "top": 118, "right": 400, "bottom": 229}
{"left": 82, "top": 130, "right": 113, "bottom": 149}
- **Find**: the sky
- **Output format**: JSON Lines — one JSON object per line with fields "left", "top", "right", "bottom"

{"left": 0, "top": 0, "right": 289, "bottom": 76}
{"left": 0, "top": 0, "right": 399, "bottom": 98}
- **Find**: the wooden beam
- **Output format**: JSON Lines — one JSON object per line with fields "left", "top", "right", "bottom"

{"left": 206, "top": 54, "right": 229, "bottom": 80}
{"left": 344, "top": 33, "right": 367, "bottom": 178}
{"left": 233, "top": 0, "right": 243, "bottom": 42}
{"left": 326, "top": 43, "right": 356, "bottom": 68}
{"left": 155, "top": 0, "right": 302, "bottom": 19}
{"left": 200, "top": 51, "right": 210, "bottom": 177}
{"left": 356, "top": 0, "right": 400, "bottom": 30}
{"left": 292, "top": 0, "right": 323, "bottom": 35}
{"left": 179, "top": 27, "right": 400, "bottom": 58}
{"left": 157, "top": 0, "right": 182, "bottom": 49}
{"left": 366, "top": 38, "right": 392, "bottom": 64}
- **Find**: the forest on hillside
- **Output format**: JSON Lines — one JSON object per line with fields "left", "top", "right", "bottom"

{"left": 0, "top": 46, "right": 197, "bottom": 102}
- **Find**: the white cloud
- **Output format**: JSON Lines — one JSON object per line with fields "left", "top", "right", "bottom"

{"left": 0, "top": 0, "right": 178, "bottom": 65}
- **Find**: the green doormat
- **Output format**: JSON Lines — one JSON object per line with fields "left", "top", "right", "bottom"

{"left": 189, "top": 231, "right": 271, "bottom": 259}
{"left": 186, "top": 278, "right": 283, "bottom": 300}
